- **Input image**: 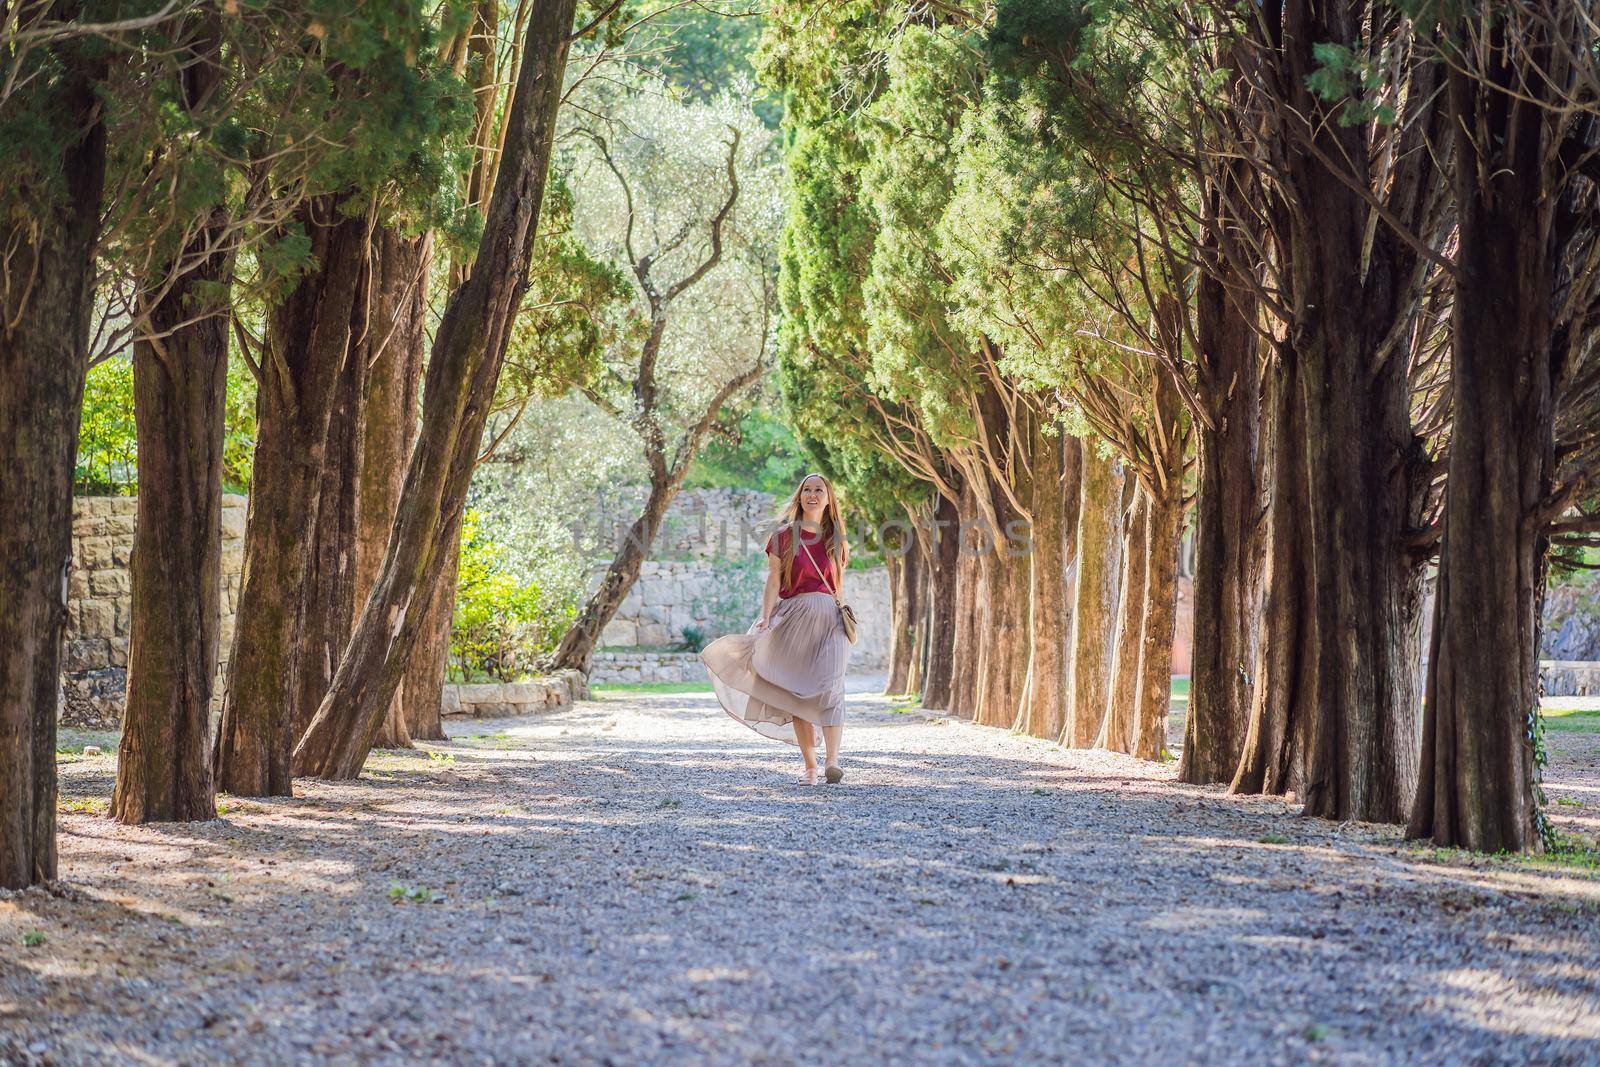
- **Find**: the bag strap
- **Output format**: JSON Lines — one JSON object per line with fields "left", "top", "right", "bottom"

{"left": 797, "top": 528, "right": 842, "bottom": 600}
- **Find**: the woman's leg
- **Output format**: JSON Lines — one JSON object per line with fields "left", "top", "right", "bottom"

{"left": 793, "top": 717, "right": 818, "bottom": 769}
{"left": 822, "top": 726, "right": 842, "bottom": 768}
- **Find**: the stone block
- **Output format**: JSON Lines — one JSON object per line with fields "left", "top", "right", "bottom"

{"left": 114, "top": 597, "right": 132, "bottom": 634}
{"left": 109, "top": 636, "right": 129, "bottom": 668}
{"left": 112, "top": 542, "right": 132, "bottom": 567}
{"left": 90, "top": 569, "right": 130, "bottom": 596}
{"left": 79, "top": 536, "right": 114, "bottom": 570}
{"left": 104, "top": 514, "right": 136, "bottom": 537}
{"left": 64, "top": 638, "right": 110, "bottom": 672}
{"left": 69, "top": 567, "right": 89, "bottom": 600}
{"left": 79, "top": 599, "right": 115, "bottom": 638}
{"left": 441, "top": 686, "right": 463, "bottom": 717}
{"left": 221, "top": 507, "right": 247, "bottom": 540}
{"left": 109, "top": 496, "right": 139, "bottom": 514}
{"left": 73, "top": 515, "right": 104, "bottom": 537}
{"left": 600, "top": 619, "right": 637, "bottom": 647}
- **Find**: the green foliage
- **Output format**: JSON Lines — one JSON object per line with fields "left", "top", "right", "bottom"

{"left": 74, "top": 353, "right": 259, "bottom": 495}
{"left": 450, "top": 510, "right": 575, "bottom": 681}
{"left": 19, "top": 931, "right": 46, "bottom": 948}
{"left": 684, "top": 406, "right": 810, "bottom": 495}
{"left": 76, "top": 359, "right": 138, "bottom": 495}
{"left": 387, "top": 883, "right": 438, "bottom": 904}
{"left": 678, "top": 625, "right": 708, "bottom": 652}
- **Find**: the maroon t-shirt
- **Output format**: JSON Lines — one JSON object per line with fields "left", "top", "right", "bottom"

{"left": 765, "top": 525, "right": 837, "bottom": 599}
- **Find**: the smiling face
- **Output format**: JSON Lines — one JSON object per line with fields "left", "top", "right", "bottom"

{"left": 799, "top": 476, "right": 829, "bottom": 521}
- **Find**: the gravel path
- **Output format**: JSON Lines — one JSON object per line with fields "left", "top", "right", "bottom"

{"left": 4, "top": 679, "right": 1600, "bottom": 1066}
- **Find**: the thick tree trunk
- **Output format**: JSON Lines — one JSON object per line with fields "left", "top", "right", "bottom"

{"left": 947, "top": 479, "right": 986, "bottom": 721}
{"left": 293, "top": 229, "right": 430, "bottom": 750}
{"left": 903, "top": 532, "right": 928, "bottom": 697}
{"left": 1137, "top": 484, "right": 1185, "bottom": 762}
{"left": 552, "top": 476, "right": 679, "bottom": 674}
{"left": 292, "top": 0, "right": 579, "bottom": 779}
{"left": 1098, "top": 488, "right": 1148, "bottom": 753}
{"left": 1409, "top": 53, "right": 1552, "bottom": 853}
{"left": 1018, "top": 423, "right": 1070, "bottom": 739}
{"left": 293, "top": 295, "right": 366, "bottom": 744}
{"left": 402, "top": 530, "right": 457, "bottom": 741}
{"left": 0, "top": 41, "right": 106, "bottom": 887}
{"left": 215, "top": 204, "right": 367, "bottom": 796}
{"left": 1272, "top": 0, "right": 1436, "bottom": 825}
{"left": 1185, "top": 256, "right": 1263, "bottom": 783}
{"left": 1231, "top": 342, "right": 1317, "bottom": 797}
{"left": 884, "top": 548, "right": 911, "bottom": 694}
{"left": 362, "top": 231, "right": 431, "bottom": 746}
{"left": 920, "top": 491, "right": 961, "bottom": 710}
{"left": 1064, "top": 447, "right": 1123, "bottom": 747}
{"left": 113, "top": 214, "right": 229, "bottom": 824}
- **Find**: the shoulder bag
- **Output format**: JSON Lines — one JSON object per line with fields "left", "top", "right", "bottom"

{"left": 799, "top": 536, "right": 858, "bottom": 644}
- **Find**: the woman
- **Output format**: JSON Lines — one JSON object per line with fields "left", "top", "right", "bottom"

{"left": 699, "top": 473, "right": 852, "bottom": 785}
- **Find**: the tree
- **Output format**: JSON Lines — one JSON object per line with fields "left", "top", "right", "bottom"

{"left": 548, "top": 79, "right": 780, "bottom": 672}
{"left": 292, "top": 0, "right": 585, "bottom": 779}
{"left": 0, "top": 0, "right": 111, "bottom": 887}
{"left": 1410, "top": 1, "right": 1600, "bottom": 852}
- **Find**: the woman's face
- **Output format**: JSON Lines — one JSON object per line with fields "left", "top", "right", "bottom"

{"left": 799, "top": 477, "right": 828, "bottom": 517}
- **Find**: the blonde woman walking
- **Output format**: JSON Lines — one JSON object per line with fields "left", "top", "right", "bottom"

{"left": 699, "top": 473, "right": 852, "bottom": 784}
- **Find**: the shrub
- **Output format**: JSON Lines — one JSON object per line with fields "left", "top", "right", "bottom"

{"left": 450, "top": 510, "right": 574, "bottom": 681}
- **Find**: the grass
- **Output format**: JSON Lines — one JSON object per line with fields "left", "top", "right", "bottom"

{"left": 1411, "top": 832, "right": 1600, "bottom": 875}
{"left": 1543, "top": 707, "right": 1600, "bottom": 734}
{"left": 591, "top": 681, "right": 712, "bottom": 695}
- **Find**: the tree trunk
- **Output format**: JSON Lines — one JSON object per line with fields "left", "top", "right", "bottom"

{"left": 113, "top": 213, "right": 229, "bottom": 824}
{"left": 292, "top": 0, "right": 579, "bottom": 779}
{"left": 947, "top": 478, "right": 986, "bottom": 721}
{"left": 903, "top": 531, "right": 928, "bottom": 697}
{"left": 1097, "top": 488, "right": 1147, "bottom": 753}
{"left": 1272, "top": 0, "right": 1436, "bottom": 825}
{"left": 921, "top": 491, "right": 960, "bottom": 710}
{"left": 1064, "top": 447, "right": 1123, "bottom": 747}
{"left": 215, "top": 204, "right": 367, "bottom": 797}
{"left": 552, "top": 476, "right": 680, "bottom": 674}
{"left": 1185, "top": 251, "right": 1263, "bottom": 783}
{"left": 1409, "top": 48, "right": 1552, "bottom": 852}
{"left": 884, "top": 548, "right": 911, "bottom": 694}
{"left": 402, "top": 529, "right": 458, "bottom": 741}
{"left": 366, "top": 230, "right": 432, "bottom": 745}
{"left": 1018, "top": 422, "right": 1071, "bottom": 739}
{"left": 111, "top": 12, "right": 229, "bottom": 825}
{"left": 293, "top": 287, "right": 367, "bottom": 744}
{"left": 1137, "top": 482, "right": 1185, "bottom": 762}
{"left": 1231, "top": 341, "right": 1318, "bottom": 797}
{"left": 0, "top": 39, "right": 106, "bottom": 887}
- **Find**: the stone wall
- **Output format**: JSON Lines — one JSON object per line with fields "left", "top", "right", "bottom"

{"left": 62, "top": 495, "right": 246, "bottom": 727}
{"left": 443, "top": 669, "right": 588, "bottom": 718}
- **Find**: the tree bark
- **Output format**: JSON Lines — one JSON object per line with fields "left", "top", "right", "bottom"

{"left": 214, "top": 204, "right": 367, "bottom": 796}
{"left": 1269, "top": 0, "right": 1438, "bottom": 825}
{"left": 1409, "top": 39, "right": 1555, "bottom": 852}
{"left": 903, "top": 530, "right": 928, "bottom": 697}
{"left": 113, "top": 214, "right": 229, "bottom": 823}
{"left": 551, "top": 475, "right": 680, "bottom": 674}
{"left": 112, "top": 16, "right": 228, "bottom": 825}
{"left": 1137, "top": 481, "right": 1185, "bottom": 762}
{"left": 1184, "top": 249, "right": 1263, "bottom": 783}
{"left": 0, "top": 37, "right": 107, "bottom": 887}
{"left": 947, "top": 478, "right": 986, "bottom": 721}
{"left": 1231, "top": 341, "right": 1317, "bottom": 798}
{"left": 1018, "top": 421, "right": 1070, "bottom": 739}
{"left": 920, "top": 491, "right": 961, "bottom": 710}
{"left": 292, "top": 0, "right": 582, "bottom": 779}
{"left": 1098, "top": 488, "right": 1147, "bottom": 753}
{"left": 402, "top": 528, "right": 458, "bottom": 741}
{"left": 884, "top": 547, "right": 911, "bottom": 694}
{"left": 1064, "top": 447, "right": 1123, "bottom": 747}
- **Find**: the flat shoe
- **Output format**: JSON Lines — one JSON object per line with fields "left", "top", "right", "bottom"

{"left": 801, "top": 767, "right": 819, "bottom": 786}
{"left": 824, "top": 765, "right": 844, "bottom": 784}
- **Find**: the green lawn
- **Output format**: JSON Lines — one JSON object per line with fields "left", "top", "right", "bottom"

{"left": 1544, "top": 706, "right": 1600, "bottom": 734}
{"left": 591, "top": 681, "right": 713, "bottom": 695}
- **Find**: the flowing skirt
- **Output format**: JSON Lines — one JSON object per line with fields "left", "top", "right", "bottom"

{"left": 698, "top": 591, "right": 849, "bottom": 744}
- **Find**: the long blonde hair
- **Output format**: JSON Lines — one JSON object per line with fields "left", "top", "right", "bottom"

{"left": 774, "top": 472, "right": 848, "bottom": 590}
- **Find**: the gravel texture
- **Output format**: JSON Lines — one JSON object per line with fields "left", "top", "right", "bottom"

{"left": 3, "top": 677, "right": 1599, "bottom": 1066}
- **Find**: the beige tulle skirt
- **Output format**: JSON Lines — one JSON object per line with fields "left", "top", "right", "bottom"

{"left": 698, "top": 591, "right": 849, "bottom": 744}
